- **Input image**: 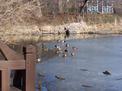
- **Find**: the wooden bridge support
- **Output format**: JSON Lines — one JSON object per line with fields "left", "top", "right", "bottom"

{"left": 0, "top": 70, "right": 2, "bottom": 91}
{"left": 26, "top": 45, "right": 36, "bottom": 91}
{"left": 0, "top": 41, "right": 36, "bottom": 91}
{"left": 2, "top": 70, "right": 10, "bottom": 91}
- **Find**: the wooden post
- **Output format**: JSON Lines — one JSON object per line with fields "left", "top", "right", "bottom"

{"left": 26, "top": 45, "right": 36, "bottom": 91}
{"left": 2, "top": 70, "right": 10, "bottom": 91}
{"left": 0, "top": 70, "right": 2, "bottom": 91}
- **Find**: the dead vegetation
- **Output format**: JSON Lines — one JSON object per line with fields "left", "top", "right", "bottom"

{"left": 0, "top": 0, "right": 43, "bottom": 27}
{"left": 0, "top": 0, "right": 122, "bottom": 40}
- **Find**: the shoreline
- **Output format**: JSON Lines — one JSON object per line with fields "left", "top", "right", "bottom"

{"left": 0, "top": 14, "right": 121, "bottom": 44}
{"left": 0, "top": 33, "right": 122, "bottom": 44}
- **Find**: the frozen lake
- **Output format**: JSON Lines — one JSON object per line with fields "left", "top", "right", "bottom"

{"left": 36, "top": 35, "right": 122, "bottom": 91}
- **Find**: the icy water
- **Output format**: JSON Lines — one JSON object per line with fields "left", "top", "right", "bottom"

{"left": 36, "top": 35, "right": 122, "bottom": 91}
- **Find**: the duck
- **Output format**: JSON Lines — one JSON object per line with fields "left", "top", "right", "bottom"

{"left": 54, "top": 45, "right": 58, "bottom": 48}
{"left": 103, "top": 71, "right": 111, "bottom": 75}
{"left": 65, "top": 43, "right": 70, "bottom": 47}
{"left": 64, "top": 49, "right": 68, "bottom": 53}
{"left": 37, "top": 58, "right": 41, "bottom": 62}
{"left": 62, "top": 40, "right": 66, "bottom": 43}
{"left": 55, "top": 75, "right": 65, "bottom": 80}
{"left": 44, "top": 47, "right": 48, "bottom": 51}
{"left": 55, "top": 51, "right": 60, "bottom": 54}
{"left": 71, "top": 52, "right": 75, "bottom": 56}
{"left": 57, "top": 46, "right": 61, "bottom": 51}
{"left": 38, "top": 80, "right": 42, "bottom": 89}
{"left": 72, "top": 47, "right": 78, "bottom": 51}
{"left": 57, "top": 40, "right": 61, "bottom": 43}
{"left": 62, "top": 53, "right": 67, "bottom": 57}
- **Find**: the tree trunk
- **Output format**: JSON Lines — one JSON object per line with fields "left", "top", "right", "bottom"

{"left": 59, "top": 0, "right": 63, "bottom": 13}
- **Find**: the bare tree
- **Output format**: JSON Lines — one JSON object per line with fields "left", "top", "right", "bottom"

{"left": 0, "top": 0, "right": 43, "bottom": 26}
{"left": 58, "top": 0, "right": 63, "bottom": 13}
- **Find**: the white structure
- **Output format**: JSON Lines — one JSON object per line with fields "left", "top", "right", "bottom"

{"left": 87, "top": 0, "right": 113, "bottom": 14}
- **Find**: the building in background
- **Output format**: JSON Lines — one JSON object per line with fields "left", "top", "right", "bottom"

{"left": 86, "top": 0, "right": 114, "bottom": 14}
{"left": 41, "top": 0, "right": 119, "bottom": 15}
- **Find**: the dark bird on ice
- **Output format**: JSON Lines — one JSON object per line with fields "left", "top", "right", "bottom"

{"left": 103, "top": 71, "right": 111, "bottom": 75}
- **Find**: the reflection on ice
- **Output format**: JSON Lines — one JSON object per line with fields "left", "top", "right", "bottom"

{"left": 1, "top": 34, "right": 106, "bottom": 44}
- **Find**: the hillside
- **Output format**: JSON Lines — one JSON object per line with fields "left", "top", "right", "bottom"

{"left": 0, "top": 0, "right": 42, "bottom": 27}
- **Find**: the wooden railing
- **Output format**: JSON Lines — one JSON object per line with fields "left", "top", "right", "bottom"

{"left": 0, "top": 41, "right": 36, "bottom": 91}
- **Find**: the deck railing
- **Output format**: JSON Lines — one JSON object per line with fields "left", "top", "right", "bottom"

{"left": 0, "top": 41, "right": 36, "bottom": 91}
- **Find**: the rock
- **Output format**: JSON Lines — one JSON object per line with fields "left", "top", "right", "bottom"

{"left": 103, "top": 71, "right": 111, "bottom": 75}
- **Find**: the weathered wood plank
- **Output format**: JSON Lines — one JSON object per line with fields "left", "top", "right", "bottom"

{"left": 10, "top": 87, "right": 21, "bottom": 91}
{"left": 2, "top": 70, "right": 10, "bottom": 91}
{"left": 0, "top": 71, "right": 2, "bottom": 91}
{"left": 0, "top": 42, "right": 36, "bottom": 91}
{"left": 26, "top": 45, "right": 36, "bottom": 91}
{"left": 0, "top": 60, "right": 25, "bottom": 70}
{"left": 0, "top": 41, "right": 24, "bottom": 60}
